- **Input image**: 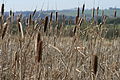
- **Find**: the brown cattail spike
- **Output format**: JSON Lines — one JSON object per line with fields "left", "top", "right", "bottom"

{"left": 1, "top": 3, "right": 4, "bottom": 15}
{"left": 44, "top": 16, "right": 48, "bottom": 32}
{"left": 63, "top": 15, "right": 65, "bottom": 25}
{"left": 56, "top": 12, "right": 58, "bottom": 22}
{"left": 29, "top": 14, "right": 32, "bottom": 24}
{"left": 32, "top": 9, "right": 36, "bottom": 17}
{"left": 50, "top": 12, "right": 53, "bottom": 22}
{"left": 96, "top": 7, "right": 99, "bottom": 17}
{"left": 77, "top": 7, "right": 80, "bottom": 17}
{"left": 75, "top": 16, "right": 79, "bottom": 25}
{"left": 82, "top": 4, "right": 85, "bottom": 15}
{"left": 35, "top": 33, "right": 43, "bottom": 62}
{"left": 92, "top": 8, "right": 95, "bottom": 18}
{"left": 93, "top": 54, "right": 98, "bottom": 75}
{"left": 114, "top": 9, "right": 117, "bottom": 18}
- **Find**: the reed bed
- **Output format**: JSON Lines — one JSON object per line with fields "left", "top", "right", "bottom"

{"left": 0, "top": 4, "right": 120, "bottom": 80}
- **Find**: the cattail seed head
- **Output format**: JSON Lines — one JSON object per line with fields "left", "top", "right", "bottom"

{"left": 77, "top": 7, "right": 80, "bottom": 17}
{"left": 35, "top": 32, "right": 43, "bottom": 62}
{"left": 1, "top": 3, "right": 4, "bottom": 15}
{"left": 62, "top": 15, "right": 65, "bottom": 25}
{"left": 44, "top": 16, "right": 48, "bottom": 32}
{"left": 32, "top": 9, "right": 36, "bottom": 17}
{"left": 96, "top": 7, "right": 99, "bottom": 16}
{"left": 28, "top": 14, "right": 32, "bottom": 26}
{"left": 75, "top": 16, "right": 79, "bottom": 24}
{"left": 82, "top": 4, "right": 85, "bottom": 14}
{"left": 9, "top": 10, "right": 12, "bottom": 16}
{"left": 92, "top": 8, "right": 95, "bottom": 18}
{"left": 56, "top": 12, "right": 58, "bottom": 22}
{"left": 50, "top": 12, "right": 53, "bottom": 22}
{"left": 114, "top": 9, "right": 117, "bottom": 18}
{"left": 92, "top": 54, "right": 98, "bottom": 75}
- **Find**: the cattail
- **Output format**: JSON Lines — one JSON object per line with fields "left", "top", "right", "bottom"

{"left": 56, "top": 12, "right": 58, "bottom": 22}
{"left": 77, "top": 7, "right": 80, "bottom": 17}
{"left": 74, "top": 26, "right": 77, "bottom": 35}
{"left": 92, "top": 54, "right": 98, "bottom": 75}
{"left": 28, "top": 14, "right": 32, "bottom": 26}
{"left": 13, "top": 12, "right": 14, "bottom": 17}
{"left": 96, "top": 7, "right": 99, "bottom": 17}
{"left": 114, "top": 9, "right": 117, "bottom": 18}
{"left": 50, "top": 12, "right": 53, "bottom": 22}
{"left": 9, "top": 10, "right": 12, "bottom": 16}
{"left": 1, "top": 22, "right": 8, "bottom": 39}
{"left": 44, "top": 16, "right": 48, "bottom": 32}
{"left": 75, "top": 16, "right": 79, "bottom": 24}
{"left": 82, "top": 4, "right": 85, "bottom": 15}
{"left": 92, "top": 8, "right": 95, "bottom": 18}
{"left": 1, "top": 3, "right": 4, "bottom": 15}
{"left": 18, "top": 22, "right": 24, "bottom": 39}
{"left": 35, "top": 32, "right": 43, "bottom": 62}
{"left": 32, "top": 9, "right": 36, "bottom": 17}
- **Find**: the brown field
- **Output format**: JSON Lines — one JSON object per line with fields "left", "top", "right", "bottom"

{"left": 0, "top": 4, "right": 120, "bottom": 80}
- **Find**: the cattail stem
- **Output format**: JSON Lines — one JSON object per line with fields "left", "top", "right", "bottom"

{"left": 1, "top": 22, "right": 8, "bottom": 39}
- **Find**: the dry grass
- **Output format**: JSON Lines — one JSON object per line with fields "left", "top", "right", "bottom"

{"left": 0, "top": 4, "right": 120, "bottom": 80}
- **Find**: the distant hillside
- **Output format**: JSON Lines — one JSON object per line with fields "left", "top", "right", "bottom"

{"left": 4, "top": 8, "right": 120, "bottom": 19}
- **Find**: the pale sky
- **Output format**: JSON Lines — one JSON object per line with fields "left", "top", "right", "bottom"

{"left": 1, "top": 0, "right": 120, "bottom": 11}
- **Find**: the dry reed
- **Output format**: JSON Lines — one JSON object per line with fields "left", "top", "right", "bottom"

{"left": 1, "top": 22, "right": 8, "bottom": 39}
{"left": 18, "top": 22, "right": 24, "bottom": 39}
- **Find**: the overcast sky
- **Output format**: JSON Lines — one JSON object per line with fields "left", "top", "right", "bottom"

{"left": 1, "top": 0, "right": 120, "bottom": 11}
